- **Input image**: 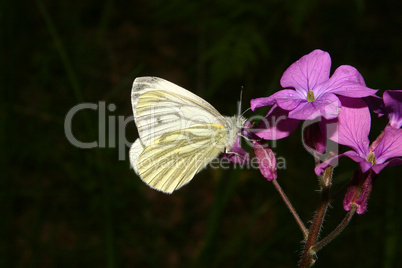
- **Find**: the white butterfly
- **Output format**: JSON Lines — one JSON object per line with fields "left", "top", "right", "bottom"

{"left": 129, "top": 77, "right": 245, "bottom": 193}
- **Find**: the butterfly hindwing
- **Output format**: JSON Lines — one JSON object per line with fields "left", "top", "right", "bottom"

{"left": 136, "top": 125, "right": 228, "bottom": 193}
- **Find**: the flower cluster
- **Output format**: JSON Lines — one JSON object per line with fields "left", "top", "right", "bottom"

{"left": 227, "top": 49, "right": 402, "bottom": 214}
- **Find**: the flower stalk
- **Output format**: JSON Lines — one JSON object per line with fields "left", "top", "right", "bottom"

{"left": 298, "top": 166, "right": 333, "bottom": 268}
{"left": 312, "top": 206, "right": 356, "bottom": 252}
{"left": 272, "top": 179, "right": 308, "bottom": 239}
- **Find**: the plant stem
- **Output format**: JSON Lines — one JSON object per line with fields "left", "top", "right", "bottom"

{"left": 298, "top": 166, "right": 333, "bottom": 268}
{"left": 312, "top": 206, "right": 356, "bottom": 252}
{"left": 272, "top": 179, "right": 308, "bottom": 239}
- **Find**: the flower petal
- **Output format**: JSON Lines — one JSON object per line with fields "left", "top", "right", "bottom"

{"left": 270, "top": 89, "right": 304, "bottom": 111}
{"left": 318, "top": 65, "right": 377, "bottom": 97}
{"left": 252, "top": 105, "right": 300, "bottom": 140}
{"left": 359, "top": 160, "right": 373, "bottom": 173}
{"left": 384, "top": 157, "right": 402, "bottom": 168}
{"left": 314, "top": 150, "right": 365, "bottom": 175}
{"left": 250, "top": 89, "right": 304, "bottom": 111}
{"left": 287, "top": 93, "right": 340, "bottom": 120}
{"left": 287, "top": 102, "right": 317, "bottom": 120}
{"left": 280, "top": 49, "right": 331, "bottom": 94}
{"left": 384, "top": 90, "right": 402, "bottom": 128}
{"left": 373, "top": 126, "right": 402, "bottom": 163}
{"left": 329, "top": 97, "right": 371, "bottom": 157}
{"left": 250, "top": 96, "right": 276, "bottom": 111}
{"left": 364, "top": 95, "right": 385, "bottom": 117}
{"left": 314, "top": 155, "right": 339, "bottom": 176}
{"left": 317, "top": 93, "right": 342, "bottom": 119}
{"left": 372, "top": 158, "right": 402, "bottom": 174}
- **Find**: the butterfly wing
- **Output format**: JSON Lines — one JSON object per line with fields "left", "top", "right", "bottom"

{"left": 132, "top": 77, "right": 228, "bottom": 146}
{"left": 129, "top": 139, "right": 144, "bottom": 175}
{"left": 130, "top": 76, "right": 238, "bottom": 193}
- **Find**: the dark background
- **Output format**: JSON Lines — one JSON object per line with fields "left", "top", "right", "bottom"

{"left": 2, "top": 0, "right": 402, "bottom": 267}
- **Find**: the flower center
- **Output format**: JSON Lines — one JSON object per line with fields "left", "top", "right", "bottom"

{"left": 366, "top": 151, "right": 376, "bottom": 165}
{"left": 307, "top": 90, "right": 315, "bottom": 102}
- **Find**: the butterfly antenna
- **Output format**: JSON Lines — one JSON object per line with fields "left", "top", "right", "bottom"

{"left": 241, "top": 107, "right": 251, "bottom": 118}
{"left": 237, "top": 86, "right": 243, "bottom": 117}
{"left": 238, "top": 86, "right": 252, "bottom": 118}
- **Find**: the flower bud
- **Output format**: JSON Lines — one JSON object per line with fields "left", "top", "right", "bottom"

{"left": 252, "top": 139, "right": 277, "bottom": 181}
{"left": 303, "top": 122, "right": 327, "bottom": 154}
{"left": 343, "top": 169, "right": 376, "bottom": 214}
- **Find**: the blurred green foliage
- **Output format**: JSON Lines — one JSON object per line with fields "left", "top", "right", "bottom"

{"left": 1, "top": 0, "right": 402, "bottom": 267}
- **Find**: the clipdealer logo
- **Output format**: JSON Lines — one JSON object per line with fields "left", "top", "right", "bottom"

{"left": 64, "top": 101, "right": 133, "bottom": 160}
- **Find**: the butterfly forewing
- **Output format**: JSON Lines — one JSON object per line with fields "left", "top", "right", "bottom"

{"left": 132, "top": 77, "right": 228, "bottom": 146}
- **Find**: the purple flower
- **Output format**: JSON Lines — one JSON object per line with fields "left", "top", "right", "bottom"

{"left": 315, "top": 97, "right": 402, "bottom": 175}
{"left": 384, "top": 90, "right": 402, "bottom": 128}
{"left": 251, "top": 49, "right": 377, "bottom": 121}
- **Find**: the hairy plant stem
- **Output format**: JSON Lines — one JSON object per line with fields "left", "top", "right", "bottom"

{"left": 272, "top": 179, "right": 309, "bottom": 239}
{"left": 298, "top": 166, "right": 333, "bottom": 268}
{"left": 312, "top": 206, "right": 356, "bottom": 252}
